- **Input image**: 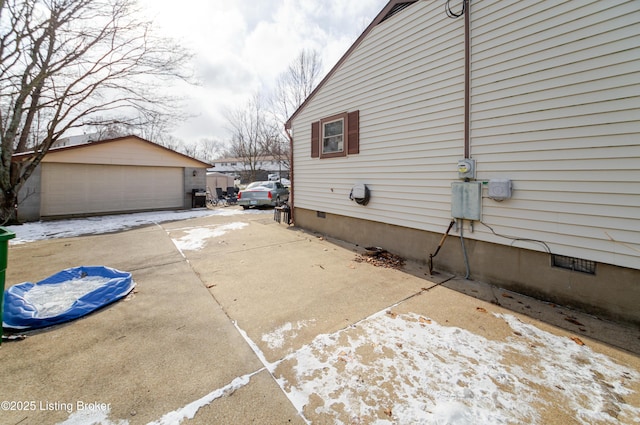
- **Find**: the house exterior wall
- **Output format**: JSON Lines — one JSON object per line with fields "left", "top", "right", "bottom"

{"left": 289, "top": 0, "right": 640, "bottom": 323}
{"left": 292, "top": 0, "right": 465, "bottom": 231}
{"left": 211, "top": 157, "right": 290, "bottom": 177}
{"left": 469, "top": 0, "right": 640, "bottom": 270}
{"left": 185, "top": 167, "right": 207, "bottom": 208}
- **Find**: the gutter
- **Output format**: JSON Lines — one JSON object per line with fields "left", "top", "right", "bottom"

{"left": 286, "top": 128, "right": 294, "bottom": 223}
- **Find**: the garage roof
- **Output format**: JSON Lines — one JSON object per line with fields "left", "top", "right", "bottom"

{"left": 13, "top": 135, "right": 213, "bottom": 168}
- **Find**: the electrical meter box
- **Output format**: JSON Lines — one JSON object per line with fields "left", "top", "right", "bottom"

{"left": 488, "top": 179, "right": 512, "bottom": 201}
{"left": 451, "top": 181, "right": 482, "bottom": 220}
{"left": 457, "top": 158, "right": 476, "bottom": 180}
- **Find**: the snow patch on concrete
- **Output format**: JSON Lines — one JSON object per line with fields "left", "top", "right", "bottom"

{"left": 147, "top": 374, "right": 254, "bottom": 425}
{"left": 171, "top": 222, "right": 248, "bottom": 251}
{"left": 56, "top": 406, "right": 128, "bottom": 425}
{"left": 262, "top": 320, "right": 316, "bottom": 349}
{"left": 277, "top": 311, "right": 640, "bottom": 424}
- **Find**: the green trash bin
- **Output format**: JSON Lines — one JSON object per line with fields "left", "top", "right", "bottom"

{"left": 0, "top": 227, "right": 16, "bottom": 344}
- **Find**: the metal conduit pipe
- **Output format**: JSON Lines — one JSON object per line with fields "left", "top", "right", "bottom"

{"left": 459, "top": 219, "right": 471, "bottom": 279}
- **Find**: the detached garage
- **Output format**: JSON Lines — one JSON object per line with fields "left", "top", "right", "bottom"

{"left": 15, "top": 135, "right": 211, "bottom": 221}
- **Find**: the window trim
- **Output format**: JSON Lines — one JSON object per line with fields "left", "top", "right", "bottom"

{"left": 320, "top": 112, "right": 348, "bottom": 158}
{"left": 310, "top": 110, "right": 359, "bottom": 159}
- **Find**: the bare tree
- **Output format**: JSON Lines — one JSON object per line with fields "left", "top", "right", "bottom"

{"left": 225, "top": 93, "right": 279, "bottom": 183}
{"left": 273, "top": 49, "right": 322, "bottom": 122}
{"left": 193, "top": 138, "right": 225, "bottom": 164}
{"left": 0, "top": 0, "right": 193, "bottom": 223}
{"left": 86, "top": 121, "right": 129, "bottom": 141}
{"left": 270, "top": 49, "right": 322, "bottom": 172}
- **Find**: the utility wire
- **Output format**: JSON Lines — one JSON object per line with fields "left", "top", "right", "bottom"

{"left": 479, "top": 221, "right": 553, "bottom": 254}
{"left": 446, "top": 0, "right": 466, "bottom": 18}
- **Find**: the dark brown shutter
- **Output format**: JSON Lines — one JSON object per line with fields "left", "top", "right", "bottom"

{"left": 311, "top": 121, "right": 320, "bottom": 158}
{"left": 347, "top": 110, "right": 359, "bottom": 155}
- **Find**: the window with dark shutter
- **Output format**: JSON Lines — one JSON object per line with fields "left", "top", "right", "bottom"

{"left": 311, "top": 110, "right": 360, "bottom": 159}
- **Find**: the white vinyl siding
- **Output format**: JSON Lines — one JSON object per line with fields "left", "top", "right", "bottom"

{"left": 469, "top": 0, "right": 640, "bottom": 269}
{"left": 41, "top": 163, "right": 183, "bottom": 216}
{"left": 291, "top": 0, "right": 640, "bottom": 270}
{"left": 292, "top": 0, "right": 465, "bottom": 232}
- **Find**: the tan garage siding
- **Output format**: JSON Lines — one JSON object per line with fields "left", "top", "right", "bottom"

{"left": 469, "top": 0, "right": 640, "bottom": 269}
{"left": 41, "top": 163, "right": 183, "bottom": 217}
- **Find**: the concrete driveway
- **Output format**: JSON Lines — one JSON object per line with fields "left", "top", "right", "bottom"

{"left": 1, "top": 209, "right": 639, "bottom": 424}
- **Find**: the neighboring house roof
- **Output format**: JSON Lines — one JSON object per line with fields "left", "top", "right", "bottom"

{"left": 13, "top": 135, "right": 213, "bottom": 168}
{"left": 212, "top": 155, "right": 284, "bottom": 163}
{"left": 284, "top": 0, "right": 418, "bottom": 129}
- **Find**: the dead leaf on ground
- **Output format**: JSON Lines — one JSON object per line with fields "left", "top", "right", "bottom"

{"left": 476, "top": 307, "right": 487, "bottom": 313}
{"left": 353, "top": 251, "right": 405, "bottom": 269}
{"left": 419, "top": 316, "right": 432, "bottom": 324}
{"left": 384, "top": 407, "right": 393, "bottom": 417}
{"left": 386, "top": 310, "right": 398, "bottom": 319}
{"left": 395, "top": 342, "right": 403, "bottom": 349}
{"left": 571, "top": 336, "right": 585, "bottom": 346}
{"left": 565, "top": 317, "right": 585, "bottom": 326}
{"left": 502, "top": 293, "right": 514, "bottom": 299}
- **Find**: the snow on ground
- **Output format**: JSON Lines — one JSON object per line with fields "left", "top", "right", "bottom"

{"left": 270, "top": 311, "right": 640, "bottom": 425}
{"left": 6, "top": 208, "right": 268, "bottom": 244}
{"left": 170, "top": 222, "right": 249, "bottom": 252}
{"left": 147, "top": 374, "right": 257, "bottom": 425}
{"left": 56, "top": 405, "right": 128, "bottom": 425}
{"left": 20, "top": 209, "right": 637, "bottom": 424}
{"left": 262, "top": 320, "right": 317, "bottom": 350}
{"left": 52, "top": 307, "right": 640, "bottom": 425}
{"left": 150, "top": 308, "right": 640, "bottom": 425}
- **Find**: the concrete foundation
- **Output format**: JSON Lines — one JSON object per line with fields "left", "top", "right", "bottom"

{"left": 294, "top": 207, "right": 640, "bottom": 325}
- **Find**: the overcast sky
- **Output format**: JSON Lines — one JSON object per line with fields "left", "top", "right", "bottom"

{"left": 136, "top": 0, "right": 388, "bottom": 144}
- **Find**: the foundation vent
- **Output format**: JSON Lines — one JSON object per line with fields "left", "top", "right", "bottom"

{"left": 552, "top": 254, "right": 596, "bottom": 275}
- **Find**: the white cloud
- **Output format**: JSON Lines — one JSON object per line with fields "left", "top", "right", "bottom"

{"left": 136, "top": 0, "right": 388, "bottom": 143}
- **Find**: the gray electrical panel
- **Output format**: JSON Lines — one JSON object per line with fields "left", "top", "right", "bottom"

{"left": 451, "top": 181, "right": 482, "bottom": 220}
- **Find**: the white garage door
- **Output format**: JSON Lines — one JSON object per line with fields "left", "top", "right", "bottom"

{"left": 41, "top": 163, "right": 184, "bottom": 217}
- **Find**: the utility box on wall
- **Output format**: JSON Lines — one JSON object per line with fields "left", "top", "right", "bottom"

{"left": 488, "top": 178, "right": 512, "bottom": 201}
{"left": 451, "top": 181, "right": 482, "bottom": 221}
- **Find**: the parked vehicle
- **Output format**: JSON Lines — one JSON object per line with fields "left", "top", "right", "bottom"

{"left": 237, "top": 181, "right": 289, "bottom": 209}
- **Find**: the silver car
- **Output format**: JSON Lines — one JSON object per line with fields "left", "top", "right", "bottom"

{"left": 237, "top": 181, "right": 289, "bottom": 209}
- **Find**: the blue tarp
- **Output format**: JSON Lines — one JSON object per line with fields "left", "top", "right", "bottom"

{"left": 3, "top": 266, "right": 134, "bottom": 330}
